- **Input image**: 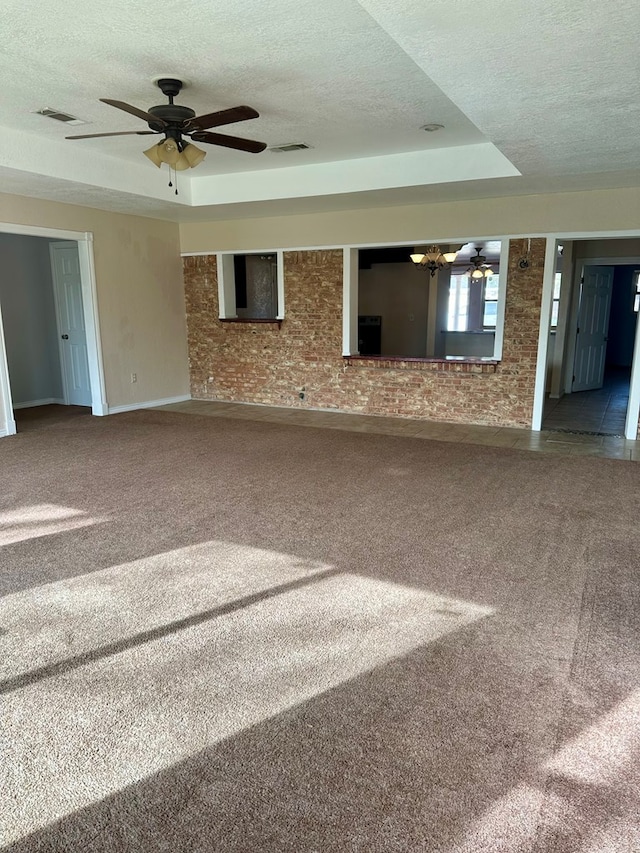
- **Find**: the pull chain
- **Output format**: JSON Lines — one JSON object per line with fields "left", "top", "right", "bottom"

{"left": 166, "top": 165, "right": 179, "bottom": 195}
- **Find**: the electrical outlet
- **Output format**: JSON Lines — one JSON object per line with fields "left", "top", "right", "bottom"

{"left": 131, "top": 373, "right": 137, "bottom": 383}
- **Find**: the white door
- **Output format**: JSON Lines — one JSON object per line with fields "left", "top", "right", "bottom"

{"left": 50, "top": 242, "right": 92, "bottom": 407}
{"left": 572, "top": 265, "right": 614, "bottom": 393}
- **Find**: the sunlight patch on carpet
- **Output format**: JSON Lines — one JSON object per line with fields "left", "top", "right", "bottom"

{"left": 544, "top": 688, "right": 640, "bottom": 786}
{"left": 448, "top": 691, "right": 640, "bottom": 851}
{"left": 448, "top": 782, "right": 544, "bottom": 852}
{"left": 1, "top": 540, "right": 493, "bottom": 845}
{"left": 0, "top": 503, "right": 103, "bottom": 547}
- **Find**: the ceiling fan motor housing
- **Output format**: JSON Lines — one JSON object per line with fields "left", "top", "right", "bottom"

{"left": 147, "top": 78, "right": 195, "bottom": 133}
{"left": 147, "top": 103, "right": 196, "bottom": 132}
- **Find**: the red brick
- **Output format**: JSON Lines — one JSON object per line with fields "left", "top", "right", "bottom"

{"left": 183, "top": 240, "right": 548, "bottom": 428}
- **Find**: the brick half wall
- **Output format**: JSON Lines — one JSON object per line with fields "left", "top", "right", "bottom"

{"left": 183, "top": 239, "right": 546, "bottom": 428}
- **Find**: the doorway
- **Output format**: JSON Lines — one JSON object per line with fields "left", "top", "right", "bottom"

{"left": 543, "top": 367, "right": 630, "bottom": 435}
{"left": 0, "top": 224, "right": 106, "bottom": 437}
{"left": 543, "top": 262, "right": 638, "bottom": 435}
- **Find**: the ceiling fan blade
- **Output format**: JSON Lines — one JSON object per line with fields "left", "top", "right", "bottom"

{"left": 190, "top": 130, "right": 267, "bottom": 153}
{"left": 66, "top": 130, "right": 157, "bottom": 139}
{"left": 186, "top": 105, "right": 259, "bottom": 131}
{"left": 100, "top": 98, "right": 166, "bottom": 127}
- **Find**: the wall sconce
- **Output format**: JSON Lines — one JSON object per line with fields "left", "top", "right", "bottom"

{"left": 410, "top": 245, "right": 459, "bottom": 277}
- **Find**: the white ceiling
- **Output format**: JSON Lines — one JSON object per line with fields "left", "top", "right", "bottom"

{"left": 2, "top": 0, "right": 639, "bottom": 220}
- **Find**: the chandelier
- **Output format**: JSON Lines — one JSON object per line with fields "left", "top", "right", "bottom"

{"left": 410, "top": 245, "right": 459, "bottom": 277}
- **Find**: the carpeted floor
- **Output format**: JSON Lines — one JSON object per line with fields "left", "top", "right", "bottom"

{"left": 1, "top": 406, "right": 640, "bottom": 852}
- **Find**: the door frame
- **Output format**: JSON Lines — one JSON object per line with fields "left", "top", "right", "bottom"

{"left": 0, "top": 224, "right": 107, "bottom": 437}
{"left": 0, "top": 296, "right": 15, "bottom": 436}
{"left": 533, "top": 231, "right": 640, "bottom": 439}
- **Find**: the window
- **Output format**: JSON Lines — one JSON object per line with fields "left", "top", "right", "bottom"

{"left": 447, "top": 276, "right": 469, "bottom": 331}
{"left": 447, "top": 273, "right": 499, "bottom": 331}
{"left": 634, "top": 271, "right": 640, "bottom": 313}
{"left": 217, "top": 251, "right": 284, "bottom": 320}
{"left": 482, "top": 276, "right": 499, "bottom": 329}
{"left": 550, "top": 273, "right": 562, "bottom": 327}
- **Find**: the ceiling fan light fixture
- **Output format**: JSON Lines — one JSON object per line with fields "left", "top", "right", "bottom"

{"left": 182, "top": 142, "right": 206, "bottom": 168}
{"left": 174, "top": 152, "right": 191, "bottom": 171}
{"left": 157, "top": 137, "right": 180, "bottom": 166}
{"left": 143, "top": 143, "right": 163, "bottom": 168}
{"left": 466, "top": 247, "right": 496, "bottom": 280}
{"left": 144, "top": 139, "right": 207, "bottom": 170}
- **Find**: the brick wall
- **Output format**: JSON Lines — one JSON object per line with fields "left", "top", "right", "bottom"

{"left": 183, "top": 239, "right": 547, "bottom": 428}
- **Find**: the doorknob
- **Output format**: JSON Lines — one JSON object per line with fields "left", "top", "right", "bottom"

{"left": 61, "top": 334, "right": 69, "bottom": 339}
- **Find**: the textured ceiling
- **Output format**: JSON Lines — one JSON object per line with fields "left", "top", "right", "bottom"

{"left": 1, "top": 0, "right": 639, "bottom": 219}
{"left": 361, "top": 0, "right": 640, "bottom": 177}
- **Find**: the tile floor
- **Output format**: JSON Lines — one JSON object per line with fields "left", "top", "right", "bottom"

{"left": 157, "top": 397, "right": 640, "bottom": 462}
{"left": 542, "top": 367, "right": 631, "bottom": 436}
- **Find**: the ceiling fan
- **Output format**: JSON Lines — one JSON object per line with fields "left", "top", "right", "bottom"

{"left": 467, "top": 247, "right": 494, "bottom": 279}
{"left": 66, "top": 78, "right": 267, "bottom": 172}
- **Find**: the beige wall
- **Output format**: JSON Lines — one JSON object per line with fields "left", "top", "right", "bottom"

{"left": 180, "top": 186, "right": 640, "bottom": 253}
{"left": 0, "top": 193, "right": 188, "bottom": 419}
{"left": 575, "top": 238, "right": 640, "bottom": 259}
{"left": 358, "top": 262, "right": 428, "bottom": 357}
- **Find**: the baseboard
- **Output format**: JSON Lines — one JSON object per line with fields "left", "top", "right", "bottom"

{"left": 12, "top": 397, "right": 65, "bottom": 410}
{"left": 107, "top": 395, "right": 191, "bottom": 415}
{"left": 0, "top": 418, "right": 17, "bottom": 437}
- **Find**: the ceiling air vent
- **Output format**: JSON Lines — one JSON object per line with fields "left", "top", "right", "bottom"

{"left": 269, "top": 142, "right": 311, "bottom": 153}
{"left": 34, "top": 108, "right": 87, "bottom": 126}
